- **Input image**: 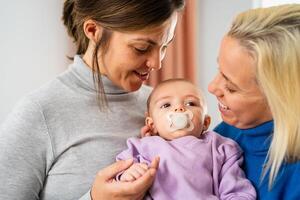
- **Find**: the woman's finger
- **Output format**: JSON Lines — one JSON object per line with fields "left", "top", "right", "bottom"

{"left": 149, "top": 157, "right": 160, "bottom": 170}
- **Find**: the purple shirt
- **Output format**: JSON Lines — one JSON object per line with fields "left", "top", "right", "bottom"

{"left": 117, "top": 131, "right": 256, "bottom": 200}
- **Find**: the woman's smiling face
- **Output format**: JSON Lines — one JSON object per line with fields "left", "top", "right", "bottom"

{"left": 98, "top": 13, "right": 178, "bottom": 92}
{"left": 208, "top": 36, "right": 272, "bottom": 129}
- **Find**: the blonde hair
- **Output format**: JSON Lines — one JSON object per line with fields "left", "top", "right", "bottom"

{"left": 228, "top": 4, "right": 300, "bottom": 189}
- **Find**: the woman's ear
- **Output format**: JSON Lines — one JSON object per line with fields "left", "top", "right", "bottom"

{"left": 83, "top": 19, "right": 102, "bottom": 44}
{"left": 202, "top": 115, "right": 211, "bottom": 132}
{"left": 145, "top": 117, "right": 158, "bottom": 136}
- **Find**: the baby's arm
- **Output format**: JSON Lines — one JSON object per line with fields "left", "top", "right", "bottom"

{"left": 218, "top": 143, "right": 256, "bottom": 200}
{"left": 119, "top": 162, "right": 149, "bottom": 182}
{"left": 116, "top": 137, "right": 154, "bottom": 182}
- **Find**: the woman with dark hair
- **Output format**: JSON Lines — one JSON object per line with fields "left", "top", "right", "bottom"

{"left": 0, "top": 0, "right": 184, "bottom": 199}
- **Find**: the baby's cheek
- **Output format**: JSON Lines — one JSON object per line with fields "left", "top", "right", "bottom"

{"left": 193, "top": 116, "right": 203, "bottom": 129}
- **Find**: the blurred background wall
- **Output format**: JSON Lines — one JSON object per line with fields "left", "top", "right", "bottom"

{"left": 0, "top": 1, "right": 75, "bottom": 123}
{"left": 1, "top": 0, "right": 300, "bottom": 127}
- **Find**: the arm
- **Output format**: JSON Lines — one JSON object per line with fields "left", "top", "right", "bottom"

{"left": 90, "top": 158, "right": 159, "bottom": 200}
{"left": 116, "top": 137, "right": 153, "bottom": 181}
{"left": 218, "top": 145, "right": 256, "bottom": 200}
{"left": 116, "top": 137, "right": 153, "bottom": 164}
{"left": 0, "top": 97, "right": 53, "bottom": 200}
{"left": 88, "top": 137, "right": 159, "bottom": 200}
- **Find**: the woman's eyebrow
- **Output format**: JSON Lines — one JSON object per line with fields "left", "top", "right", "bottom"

{"left": 220, "top": 71, "right": 240, "bottom": 89}
{"left": 132, "top": 38, "right": 157, "bottom": 45}
{"left": 132, "top": 35, "right": 174, "bottom": 46}
{"left": 216, "top": 57, "right": 240, "bottom": 89}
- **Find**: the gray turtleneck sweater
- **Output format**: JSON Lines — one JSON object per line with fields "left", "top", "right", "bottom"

{"left": 0, "top": 56, "right": 152, "bottom": 200}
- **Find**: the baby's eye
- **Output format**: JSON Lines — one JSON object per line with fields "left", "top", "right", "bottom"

{"left": 185, "top": 101, "right": 198, "bottom": 107}
{"left": 160, "top": 103, "right": 171, "bottom": 109}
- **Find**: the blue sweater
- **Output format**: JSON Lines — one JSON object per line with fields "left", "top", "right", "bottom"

{"left": 214, "top": 121, "right": 300, "bottom": 200}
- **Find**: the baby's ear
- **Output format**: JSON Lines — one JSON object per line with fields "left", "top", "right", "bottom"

{"left": 145, "top": 117, "right": 158, "bottom": 136}
{"left": 202, "top": 115, "right": 211, "bottom": 131}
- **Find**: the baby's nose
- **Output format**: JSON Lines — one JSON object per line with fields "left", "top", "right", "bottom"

{"left": 174, "top": 107, "right": 185, "bottom": 112}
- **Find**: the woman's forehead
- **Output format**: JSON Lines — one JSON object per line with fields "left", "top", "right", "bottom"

{"left": 121, "top": 12, "right": 178, "bottom": 44}
{"left": 219, "top": 36, "right": 258, "bottom": 91}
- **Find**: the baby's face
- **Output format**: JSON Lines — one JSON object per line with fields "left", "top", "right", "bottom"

{"left": 147, "top": 81, "right": 208, "bottom": 140}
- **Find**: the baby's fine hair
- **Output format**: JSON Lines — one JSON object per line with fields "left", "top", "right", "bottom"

{"left": 146, "top": 78, "right": 208, "bottom": 115}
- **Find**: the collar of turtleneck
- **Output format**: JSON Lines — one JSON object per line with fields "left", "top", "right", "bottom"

{"left": 69, "top": 55, "right": 128, "bottom": 95}
{"left": 239, "top": 121, "right": 273, "bottom": 154}
{"left": 216, "top": 120, "right": 274, "bottom": 155}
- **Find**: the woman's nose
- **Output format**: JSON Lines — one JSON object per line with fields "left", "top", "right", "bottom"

{"left": 146, "top": 50, "right": 163, "bottom": 71}
{"left": 208, "top": 74, "right": 223, "bottom": 97}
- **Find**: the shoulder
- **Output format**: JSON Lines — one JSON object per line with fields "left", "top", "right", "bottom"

{"left": 262, "top": 161, "right": 300, "bottom": 199}
{"left": 214, "top": 121, "right": 239, "bottom": 138}
{"left": 125, "top": 136, "right": 167, "bottom": 153}
{"left": 0, "top": 93, "right": 51, "bottom": 152}
{"left": 31, "top": 74, "right": 76, "bottom": 107}
{"left": 206, "top": 131, "right": 243, "bottom": 157}
{"left": 0, "top": 75, "right": 71, "bottom": 133}
{"left": 281, "top": 161, "right": 300, "bottom": 178}
{"left": 1, "top": 95, "right": 45, "bottom": 127}
{"left": 127, "top": 136, "right": 164, "bottom": 146}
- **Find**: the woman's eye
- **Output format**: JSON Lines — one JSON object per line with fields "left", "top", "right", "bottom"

{"left": 225, "top": 85, "right": 236, "bottom": 93}
{"left": 134, "top": 47, "right": 149, "bottom": 54}
{"left": 160, "top": 103, "right": 171, "bottom": 109}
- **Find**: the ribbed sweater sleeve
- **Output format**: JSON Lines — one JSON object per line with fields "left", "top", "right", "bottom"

{"left": 0, "top": 96, "right": 54, "bottom": 200}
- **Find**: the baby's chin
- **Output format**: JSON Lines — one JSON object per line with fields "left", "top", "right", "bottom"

{"left": 160, "top": 129, "right": 201, "bottom": 140}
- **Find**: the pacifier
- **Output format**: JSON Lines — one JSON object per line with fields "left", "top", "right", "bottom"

{"left": 166, "top": 109, "right": 194, "bottom": 132}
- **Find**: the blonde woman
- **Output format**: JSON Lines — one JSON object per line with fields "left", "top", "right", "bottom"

{"left": 209, "top": 4, "right": 300, "bottom": 199}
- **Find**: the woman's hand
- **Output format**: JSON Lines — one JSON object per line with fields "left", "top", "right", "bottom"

{"left": 91, "top": 157, "right": 159, "bottom": 200}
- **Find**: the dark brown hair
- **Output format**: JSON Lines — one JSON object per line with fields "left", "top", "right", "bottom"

{"left": 62, "top": 0, "right": 185, "bottom": 110}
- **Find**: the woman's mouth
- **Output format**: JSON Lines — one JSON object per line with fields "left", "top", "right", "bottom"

{"left": 218, "top": 101, "right": 229, "bottom": 110}
{"left": 134, "top": 70, "right": 150, "bottom": 81}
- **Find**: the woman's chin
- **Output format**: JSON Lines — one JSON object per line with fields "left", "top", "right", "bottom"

{"left": 123, "top": 82, "right": 143, "bottom": 92}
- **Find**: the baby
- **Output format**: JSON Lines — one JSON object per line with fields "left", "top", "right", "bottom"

{"left": 116, "top": 79, "right": 256, "bottom": 200}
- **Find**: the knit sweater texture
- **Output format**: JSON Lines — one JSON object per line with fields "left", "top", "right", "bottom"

{"left": 215, "top": 121, "right": 300, "bottom": 200}
{"left": 0, "top": 55, "right": 152, "bottom": 200}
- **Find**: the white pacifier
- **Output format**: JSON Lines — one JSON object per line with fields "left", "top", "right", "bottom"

{"left": 166, "top": 109, "right": 194, "bottom": 132}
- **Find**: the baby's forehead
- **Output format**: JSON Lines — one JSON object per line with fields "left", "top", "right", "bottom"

{"left": 150, "top": 81, "right": 203, "bottom": 102}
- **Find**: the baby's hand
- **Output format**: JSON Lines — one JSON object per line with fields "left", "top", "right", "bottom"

{"left": 120, "top": 162, "right": 149, "bottom": 182}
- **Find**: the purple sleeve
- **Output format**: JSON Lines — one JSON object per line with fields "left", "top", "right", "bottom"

{"left": 116, "top": 137, "right": 152, "bottom": 164}
{"left": 218, "top": 145, "right": 256, "bottom": 200}
{"left": 115, "top": 137, "right": 152, "bottom": 181}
